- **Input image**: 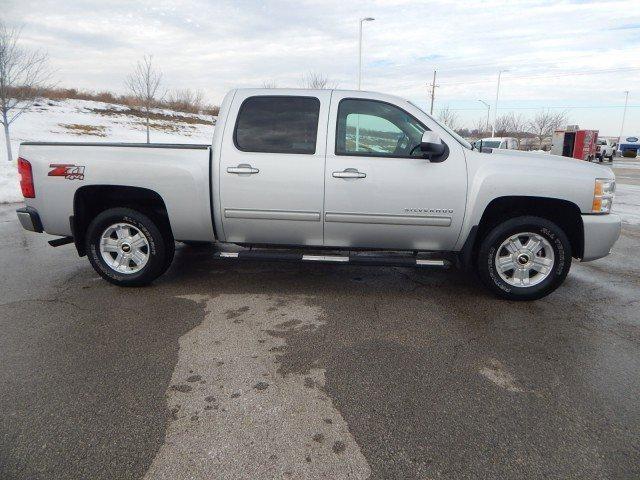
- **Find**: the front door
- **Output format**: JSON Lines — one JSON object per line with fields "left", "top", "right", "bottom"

{"left": 219, "top": 90, "right": 330, "bottom": 246}
{"left": 323, "top": 92, "right": 467, "bottom": 251}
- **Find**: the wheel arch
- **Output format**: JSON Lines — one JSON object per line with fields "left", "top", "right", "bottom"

{"left": 461, "top": 196, "right": 584, "bottom": 268}
{"left": 72, "top": 185, "right": 172, "bottom": 256}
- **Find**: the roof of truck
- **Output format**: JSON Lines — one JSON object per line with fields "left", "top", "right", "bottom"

{"left": 231, "top": 87, "right": 411, "bottom": 104}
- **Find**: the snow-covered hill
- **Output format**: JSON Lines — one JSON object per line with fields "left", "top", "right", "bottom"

{"left": 1, "top": 98, "right": 215, "bottom": 203}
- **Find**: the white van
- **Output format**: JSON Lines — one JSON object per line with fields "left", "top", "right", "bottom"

{"left": 473, "top": 137, "right": 518, "bottom": 150}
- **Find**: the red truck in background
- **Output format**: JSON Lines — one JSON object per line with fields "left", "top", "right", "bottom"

{"left": 550, "top": 127, "right": 598, "bottom": 161}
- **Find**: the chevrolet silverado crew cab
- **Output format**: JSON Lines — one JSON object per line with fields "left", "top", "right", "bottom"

{"left": 15, "top": 88, "right": 621, "bottom": 300}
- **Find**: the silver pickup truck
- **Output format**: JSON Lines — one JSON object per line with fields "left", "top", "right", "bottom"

{"left": 15, "top": 88, "right": 621, "bottom": 300}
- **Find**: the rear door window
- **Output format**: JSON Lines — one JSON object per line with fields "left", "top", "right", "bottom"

{"left": 234, "top": 96, "right": 320, "bottom": 154}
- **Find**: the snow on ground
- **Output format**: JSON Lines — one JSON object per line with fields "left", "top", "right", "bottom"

{"left": 613, "top": 184, "right": 640, "bottom": 226}
{"left": 1, "top": 98, "right": 215, "bottom": 203}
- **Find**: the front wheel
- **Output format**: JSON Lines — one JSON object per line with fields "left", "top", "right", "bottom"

{"left": 86, "top": 207, "right": 172, "bottom": 287}
{"left": 476, "top": 216, "right": 572, "bottom": 300}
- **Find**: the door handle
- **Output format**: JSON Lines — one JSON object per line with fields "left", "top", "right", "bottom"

{"left": 332, "top": 168, "right": 366, "bottom": 179}
{"left": 227, "top": 164, "right": 259, "bottom": 174}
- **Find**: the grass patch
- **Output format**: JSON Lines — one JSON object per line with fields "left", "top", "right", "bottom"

{"left": 89, "top": 107, "right": 214, "bottom": 126}
{"left": 59, "top": 124, "right": 108, "bottom": 137}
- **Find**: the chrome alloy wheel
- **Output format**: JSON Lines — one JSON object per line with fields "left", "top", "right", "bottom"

{"left": 99, "top": 222, "right": 150, "bottom": 274}
{"left": 495, "top": 232, "right": 555, "bottom": 287}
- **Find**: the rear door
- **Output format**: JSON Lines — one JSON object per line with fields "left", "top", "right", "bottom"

{"left": 218, "top": 90, "right": 330, "bottom": 246}
{"left": 323, "top": 92, "right": 467, "bottom": 251}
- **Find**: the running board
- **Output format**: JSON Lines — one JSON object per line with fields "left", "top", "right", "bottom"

{"left": 214, "top": 250, "right": 450, "bottom": 268}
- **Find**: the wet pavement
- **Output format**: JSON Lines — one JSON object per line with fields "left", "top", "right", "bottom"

{"left": 1, "top": 182, "right": 639, "bottom": 478}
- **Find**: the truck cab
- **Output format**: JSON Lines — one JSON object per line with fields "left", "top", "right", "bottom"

{"left": 213, "top": 89, "right": 467, "bottom": 251}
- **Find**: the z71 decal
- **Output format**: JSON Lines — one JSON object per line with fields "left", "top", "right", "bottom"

{"left": 48, "top": 164, "right": 85, "bottom": 180}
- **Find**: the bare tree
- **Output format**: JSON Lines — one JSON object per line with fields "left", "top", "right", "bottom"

{"left": 494, "top": 114, "right": 511, "bottom": 136}
{"left": 0, "top": 21, "right": 50, "bottom": 161}
{"left": 527, "top": 110, "right": 568, "bottom": 149}
{"left": 261, "top": 80, "right": 278, "bottom": 88}
{"left": 505, "top": 112, "right": 527, "bottom": 141}
{"left": 300, "top": 71, "right": 338, "bottom": 89}
{"left": 166, "top": 88, "right": 204, "bottom": 113}
{"left": 125, "top": 55, "right": 163, "bottom": 143}
{"left": 472, "top": 117, "right": 489, "bottom": 137}
{"left": 436, "top": 105, "right": 459, "bottom": 131}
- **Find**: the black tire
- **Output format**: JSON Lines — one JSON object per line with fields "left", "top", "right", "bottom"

{"left": 476, "top": 216, "right": 572, "bottom": 300}
{"left": 160, "top": 229, "right": 176, "bottom": 275}
{"left": 85, "top": 207, "right": 172, "bottom": 287}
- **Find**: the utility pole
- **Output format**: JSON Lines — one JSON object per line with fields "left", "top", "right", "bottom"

{"left": 492, "top": 69, "right": 508, "bottom": 137}
{"left": 428, "top": 70, "right": 439, "bottom": 115}
{"left": 619, "top": 90, "right": 629, "bottom": 145}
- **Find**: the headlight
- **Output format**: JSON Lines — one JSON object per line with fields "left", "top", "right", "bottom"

{"left": 592, "top": 178, "right": 615, "bottom": 213}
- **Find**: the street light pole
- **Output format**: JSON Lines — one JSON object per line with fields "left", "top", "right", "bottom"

{"left": 619, "top": 90, "right": 629, "bottom": 146}
{"left": 478, "top": 99, "right": 490, "bottom": 133}
{"left": 356, "top": 17, "right": 374, "bottom": 151}
{"left": 358, "top": 17, "right": 375, "bottom": 90}
{"left": 492, "top": 69, "right": 508, "bottom": 137}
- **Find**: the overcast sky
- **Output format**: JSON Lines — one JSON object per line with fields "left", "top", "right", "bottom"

{"left": 3, "top": 0, "right": 640, "bottom": 135}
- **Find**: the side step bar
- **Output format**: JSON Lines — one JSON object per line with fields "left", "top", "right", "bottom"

{"left": 215, "top": 251, "right": 450, "bottom": 268}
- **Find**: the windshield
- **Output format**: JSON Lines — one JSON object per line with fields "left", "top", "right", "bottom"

{"left": 409, "top": 102, "right": 472, "bottom": 150}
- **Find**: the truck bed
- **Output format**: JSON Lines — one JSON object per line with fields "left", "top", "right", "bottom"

{"left": 18, "top": 142, "right": 215, "bottom": 241}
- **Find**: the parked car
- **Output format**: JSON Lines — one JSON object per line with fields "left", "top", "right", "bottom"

{"left": 15, "top": 88, "right": 620, "bottom": 300}
{"left": 596, "top": 138, "right": 615, "bottom": 162}
{"left": 473, "top": 137, "right": 518, "bottom": 150}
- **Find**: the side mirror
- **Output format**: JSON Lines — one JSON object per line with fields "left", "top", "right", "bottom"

{"left": 420, "top": 131, "right": 446, "bottom": 161}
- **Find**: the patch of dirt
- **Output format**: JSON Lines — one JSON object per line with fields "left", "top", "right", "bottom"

{"left": 89, "top": 107, "right": 214, "bottom": 126}
{"left": 59, "top": 123, "right": 108, "bottom": 137}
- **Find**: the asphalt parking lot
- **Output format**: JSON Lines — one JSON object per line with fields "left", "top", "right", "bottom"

{"left": 1, "top": 160, "right": 640, "bottom": 480}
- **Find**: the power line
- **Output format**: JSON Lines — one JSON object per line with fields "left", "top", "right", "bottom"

{"left": 439, "top": 66, "right": 640, "bottom": 86}
{"left": 449, "top": 104, "right": 640, "bottom": 111}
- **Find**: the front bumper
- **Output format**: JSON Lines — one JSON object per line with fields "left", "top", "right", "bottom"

{"left": 581, "top": 213, "right": 621, "bottom": 262}
{"left": 16, "top": 206, "right": 43, "bottom": 233}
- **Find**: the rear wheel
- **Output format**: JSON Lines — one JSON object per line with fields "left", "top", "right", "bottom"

{"left": 476, "top": 216, "right": 572, "bottom": 300}
{"left": 86, "top": 207, "right": 172, "bottom": 286}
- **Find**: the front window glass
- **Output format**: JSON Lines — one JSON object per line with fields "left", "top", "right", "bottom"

{"left": 336, "top": 99, "right": 426, "bottom": 157}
